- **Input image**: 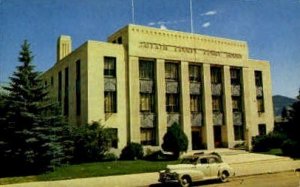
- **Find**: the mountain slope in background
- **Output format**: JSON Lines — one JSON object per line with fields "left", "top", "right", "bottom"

{"left": 273, "top": 95, "right": 297, "bottom": 116}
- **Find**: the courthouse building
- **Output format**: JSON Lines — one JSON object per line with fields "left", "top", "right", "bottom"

{"left": 42, "top": 24, "right": 274, "bottom": 151}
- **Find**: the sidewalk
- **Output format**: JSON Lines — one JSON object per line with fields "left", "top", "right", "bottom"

{"left": 2, "top": 150, "right": 300, "bottom": 187}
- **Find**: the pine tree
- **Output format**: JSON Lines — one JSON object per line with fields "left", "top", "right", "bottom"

{"left": 0, "top": 40, "right": 73, "bottom": 176}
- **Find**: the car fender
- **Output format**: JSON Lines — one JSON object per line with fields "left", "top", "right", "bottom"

{"left": 175, "top": 169, "right": 205, "bottom": 181}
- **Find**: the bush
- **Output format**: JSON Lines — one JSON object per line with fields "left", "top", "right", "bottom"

{"left": 281, "top": 139, "right": 300, "bottom": 157}
{"left": 120, "top": 142, "right": 143, "bottom": 160}
{"left": 252, "top": 135, "right": 271, "bottom": 152}
{"left": 162, "top": 123, "right": 188, "bottom": 159}
{"left": 103, "top": 153, "right": 118, "bottom": 161}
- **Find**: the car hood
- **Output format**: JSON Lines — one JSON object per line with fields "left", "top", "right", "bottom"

{"left": 167, "top": 164, "right": 195, "bottom": 171}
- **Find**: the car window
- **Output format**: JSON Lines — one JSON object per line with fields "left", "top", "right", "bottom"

{"left": 208, "top": 157, "right": 217, "bottom": 164}
{"left": 200, "top": 158, "right": 208, "bottom": 164}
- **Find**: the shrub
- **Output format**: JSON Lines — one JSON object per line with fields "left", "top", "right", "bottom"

{"left": 161, "top": 123, "right": 188, "bottom": 159}
{"left": 281, "top": 139, "right": 300, "bottom": 157}
{"left": 251, "top": 135, "right": 271, "bottom": 152}
{"left": 120, "top": 142, "right": 143, "bottom": 160}
{"left": 103, "top": 153, "right": 118, "bottom": 161}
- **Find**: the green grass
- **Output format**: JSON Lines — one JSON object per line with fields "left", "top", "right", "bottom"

{"left": 0, "top": 160, "right": 179, "bottom": 185}
{"left": 260, "top": 148, "right": 283, "bottom": 156}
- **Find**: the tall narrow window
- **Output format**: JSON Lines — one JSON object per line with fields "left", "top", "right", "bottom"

{"left": 141, "top": 128, "right": 156, "bottom": 145}
{"left": 232, "top": 96, "right": 242, "bottom": 112}
{"left": 104, "top": 57, "right": 116, "bottom": 77}
{"left": 51, "top": 76, "right": 54, "bottom": 87}
{"left": 165, "top": 62, "right": 179, "bottom": 81}
{"left": 64, "top": 67, "right": 69, "bottom": 116}
{"left": 257, "top": 97, "right": 265, "bottom": 112}
{"left": 105, "top": 91, "right": 116, "bottom": 113}
{"left": 212, "top": 96, "right": 223, "bottom": 112}
{"left": 190, "top": 95, "right": 201, "bottom": 113}
{"left": 230, "top": 68, "right": 240, "bottom": 85}
{"left": 140, "top": 93, "right": 154, "bottom": 112}
{"left": 189, "top": 65, "right": 201, "bottom": 82}
{"left": 255, "top": 71, "right": 263, "bottom": 87}
{"left": 58, "top": 71, "right": 62, "bottom": 106}
{"left": 139, "top": 60, "right": 154, "bottom": 79}
{"left": 258, "top": 124, "right": 266, "bottom": 136}
{"left": 166, "top": 94, "right": 180, "bottom": 112}
{"left": 76, "top": 60, "right": 81, "bottom": 116}
{"left": 211, "top": 67, "right": 222, "bottom": 84}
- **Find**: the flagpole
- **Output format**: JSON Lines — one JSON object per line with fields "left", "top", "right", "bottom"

{"left": 189, "top": 0, "right": 194, "bottom": 33}
{"left": 131, "top": 0, "right": 135, "bottom": 24}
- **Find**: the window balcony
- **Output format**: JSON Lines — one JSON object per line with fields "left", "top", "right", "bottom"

{"left": 233, "top": 112, "right": 243, "bottom": 126}
{"left": 211, "top": 83, "right": 222, "bottom": 96}
{"left": 231, "top": 84, "right": 241, "bottom": 96}
{"left": 213, "top": 112, "right": 223, "bottom": 126}
{"left": 166, "top": 81, "right": 179, "bottom": 94}
{"left": 190, "top": 82, "right": 201, "bottom": 95}
{"left": 140, "top": 80, "right": 154, "bottom": 93}
{"left": 167, "top": 113, "right": 180, "bottom": 127}
{"left": 140, "top": 113, "right": 156, "bottom": 128}
{"left": 104, "top": 78, "right": 116, "bottom": 91}
{"left": 191, "top": 113, "right": 203, "bottom": 127}
{"left": 256, "top": 86, "right": 263, "bottom": 97}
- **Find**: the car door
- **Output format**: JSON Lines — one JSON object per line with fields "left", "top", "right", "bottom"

{"left": 195, "top": 157, "right": 211, "bottom": 180}
{"left": 208, "top": 156, "right": 220, "bottom": 178}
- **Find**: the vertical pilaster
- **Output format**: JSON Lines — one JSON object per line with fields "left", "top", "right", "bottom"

{"left": 156, "top": 59, "right": 167, "bottom": 146}
{"left": 128, "top": 56, "right": 140, "bottom": 143}
{"left": 223, "top": 66, "right": 234, "bottom": 148}
{"left": 202, "top": 64, "right": 214, "bottom": 150}
{"left": 262, "top": 67, "right": 274, "bottom": 133}
{"left": 242, "top": 67, "right": 255, "bottom": 150}
{"left": 180, "top": 61, "right": 192, "bottom": 150}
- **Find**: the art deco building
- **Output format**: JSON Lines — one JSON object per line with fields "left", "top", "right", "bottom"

{"left": 42, "top": 24, "right": 274, "bottom": 151}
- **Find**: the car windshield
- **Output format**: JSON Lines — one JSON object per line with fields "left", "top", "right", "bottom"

{"left": 180, "top": 157, "right": 198, "bottom": 164}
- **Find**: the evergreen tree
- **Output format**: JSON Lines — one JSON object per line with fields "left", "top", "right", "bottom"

{"left": 162, "top": 122, "right": 188, "bottom": 159}
{"left": 0, "top": 40, "right": 73, "bottom": 176}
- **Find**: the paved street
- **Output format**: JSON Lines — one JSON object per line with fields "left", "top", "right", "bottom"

{"left": 169, "top": 171, "right": 300, "bottom": 187}
{"left": 2, "top": 150, "right": 300, "bottom": 187}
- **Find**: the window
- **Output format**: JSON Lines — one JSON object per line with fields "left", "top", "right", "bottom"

{"left": 76, "top": 60, "right": 81, "bottom": 116}
{"left": 190, "top": 95, "right": 201, "bottom": 113}
{"left": 139, "top": 59, "right": 154, "bottom": 79}
{"left": 105, "top": 91, "right": 117, "bottom": 113}
{"left": 141, "top": 128, "right": 156, "bottom": 145}
{"left": 165, "top": 62, "right": 179, "bottom": 80}
{"left": 117, "top": 37, "right": 122, "bottom": 44}
{"left": 140, "top": 93, "right": 154, "bottom": 112}
{"left": 104, "top": 57, "right": 116, "bottom": 77}
{"left": 189, "top": 65, "right": 201, "bottom": 82}
{"left": 232, "top": 96, "right": 242, "bottom": 112}
{"left": 211, "top": 67, "right": 222, "bottom": 84}
{"left": 257, "top": 97, "right": 264, "bottom": 113}
{"left": 230, "top": 68, "right": 241, "bottom": 85}
{"left": 58, "top": 71, "right": 62, "bottom": 106}
{"left": 258, "top": 124, "right": 266, "bottom": 136}
{"left": 106, "top": 128, "right": 118, "bottom": 148}
{"left": 212, "top": 96, "right": 223, "bottom": 112}
{"left": 166, "top": 94, "right": 180, "bottom": 113}
{"left": 64, "top": 67, "right": 69, "bottom": 116}
{"left": 51, "top": 76, "right": 54, "bottom": 87}
{"left": 255, "top": 71, "right": 263, "bottom": 87}
{"left": 234, "top": 125, "right": 244, "bottom": 140}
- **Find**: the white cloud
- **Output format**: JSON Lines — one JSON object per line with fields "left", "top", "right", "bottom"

{"left": 202, "top": 22, "right": 211, "bottom": 28}
{"left": 160, "top": 24, "right": 167, "bottom": 30}
{"left": 148, "top": 22, "right": 155, "bottom": 26}
{"left": 201, "top": 10, "right": 217, "bottom": 16}
{"left": 147, "top": 19, "right": 186, "bottom": 27}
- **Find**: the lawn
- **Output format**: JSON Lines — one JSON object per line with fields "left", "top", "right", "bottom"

{"left": 0, "top": 160, "right": 179, "bottom": 185}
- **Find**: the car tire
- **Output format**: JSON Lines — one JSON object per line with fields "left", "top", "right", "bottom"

{"left": 180, "top": 175, "right": 192, "bottom": 187}
{"left": 220, "top": 171, "right": 229, "bottom": 182}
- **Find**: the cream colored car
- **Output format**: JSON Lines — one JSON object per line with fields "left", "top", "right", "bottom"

{"left": 158, "top": 152, "right": 234, "bottom": 187}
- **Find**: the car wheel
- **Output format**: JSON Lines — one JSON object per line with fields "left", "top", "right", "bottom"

{"left": 220, "top": 171, "right": 229, "bottom": 182}
{"left": 180, "top": 175, "right": 192, "bottom": 187}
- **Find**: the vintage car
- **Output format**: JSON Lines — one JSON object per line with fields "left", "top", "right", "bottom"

{"left": 158, "top": 152, "right": 235, "bottom": 187}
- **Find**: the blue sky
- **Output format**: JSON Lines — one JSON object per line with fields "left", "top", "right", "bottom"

{"left": 0, "top": 0, "right": 299, "bottom": 98}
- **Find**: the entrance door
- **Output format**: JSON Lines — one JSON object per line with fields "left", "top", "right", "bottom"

{"left": 213, "top": 126, "right": 222, "bottom": 148}
{"left": 192, "top": 127, "right": 202, "bottom": 150}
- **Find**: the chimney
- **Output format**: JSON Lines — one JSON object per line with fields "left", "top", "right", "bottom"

{"left": 57, "top": 35, "right": 72, "bottom": 62}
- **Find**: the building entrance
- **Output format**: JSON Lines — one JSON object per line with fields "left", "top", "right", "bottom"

{"left": 213, "top": 126, "right": 222, "bottom": 148}
{"left": 192, "top": 127, "right": 202, "bottom": 150}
